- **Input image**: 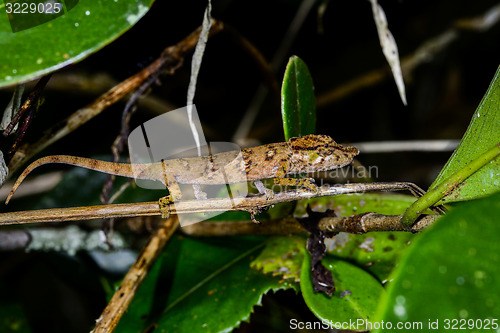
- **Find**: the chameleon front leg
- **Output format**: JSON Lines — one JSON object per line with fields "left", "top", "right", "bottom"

{"left": 272, "top": 159, "right": 318, "bottom": 193}
{"left": 255, "top": 180, "right": 274, "bottom": 200}
{"left": 158, "top": 160, "right": 183, "bottom": 219}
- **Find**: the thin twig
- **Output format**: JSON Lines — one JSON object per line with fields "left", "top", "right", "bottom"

{"left": 91, "top": 216, "right": 179, "bottom": 333}
{"left": 351, "top": 139, "right": 460, "bottom": 153}
{"left": 0, "top": 182, "right": 434, "bottom": 225}
{"left": 7, "top": 21, "right": 224, "bottom": 176}
{"left": 3, "top": 75, "right": 51, "bottom": 136}
{"left": 45, "top": 72, "right": 178, "bottom": 116}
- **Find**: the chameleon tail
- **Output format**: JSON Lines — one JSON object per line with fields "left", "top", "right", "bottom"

{"left": 5, "top": 155, "right": 139, "bottom": 204}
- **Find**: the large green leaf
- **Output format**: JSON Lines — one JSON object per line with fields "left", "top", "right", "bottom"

{"left": 430, "top": 66, "right": 500, "bottom": 203}
{"left": 300, "top": 254, "right": 384, "bottom": 324}
{"left": 374, "top": 192, "right": 500, "bottom": 332}
{"left": 297, "top": 194, "right": 418, "bottom": 281}
{"left": 0, "top": 0, "right": 154, "bottom": 87}
{"left": 281, "top": 55, "right": 316, "bottom": 140}
{"left": 116, "top": 236, "right": 293, "bottom": 333}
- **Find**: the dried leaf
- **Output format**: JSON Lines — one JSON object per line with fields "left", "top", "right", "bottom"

{"left": 369, "top": 0, "right": 407, "bottom": 105}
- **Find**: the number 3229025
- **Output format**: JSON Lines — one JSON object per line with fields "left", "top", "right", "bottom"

{"left": 6, "top": 2, "right": 62, "bottom": 14}
{"left": 444, "top": 318, "right": 498, "bottom": 330}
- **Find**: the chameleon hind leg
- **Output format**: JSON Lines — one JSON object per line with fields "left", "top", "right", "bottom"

{"left": 158, "top": 160, "right": 183, "bottom": 219}
{"left": 272, "top": 159, "right": 318, "bottom": 193}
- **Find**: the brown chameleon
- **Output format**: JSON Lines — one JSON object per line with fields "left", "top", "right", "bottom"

{"left": 6, "top": 134, "right": 359, "bottom": 218}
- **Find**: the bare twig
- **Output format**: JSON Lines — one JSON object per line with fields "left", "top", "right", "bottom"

{"left": 182, "top": 213, "right": 437, "bottom": 237}
{"left": 91, "top": 216, "right": 179, "bottom": 333}
{"left": 316, "top": 3, "right": 500, "bottom": 108}
{"left": 7, "top": 21, "right": 224, "bottom": 175}
{"left": 3, "top": 75, "right": 51, "bottom": 137}
{"left": 351, "top": 139, "right": 460, "bottom": 153}
{"left": 0, "top": 182, "right": 435, "bottom": 226}
{"left": 45, "top": 72, "right": 178, "bottom": 115}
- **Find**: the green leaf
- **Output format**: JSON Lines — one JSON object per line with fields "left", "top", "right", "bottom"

{"left": 401, "top": 144, "right": 500, "bottom": 227}
{"left": 295, "top": 193, "right": 430, "bottom": 217}
{"left": 251, "top": 235, "right": 306, "bottom": 283}
{"left": 116, "top": 236, "right": 293, "bottom": 333}
{"left": 281, "top": 55, "right": 316, "bottom": 140}
{"left": 429, "top": 65, "right": 500, "bottom": 203}
{"left": 295, "top": 194, "right": 420, "bottom": 281}
{"left": 374, "top": 192, "right": 500, "bottom": 333}
{"left": 300, "top": 254, "right": 385, "bottom": 323}
{"left": 0, "top": 0, "right": 154, "bottom": 87}
{"left": 326, "top": 232, "right": 414, "bottom": 282}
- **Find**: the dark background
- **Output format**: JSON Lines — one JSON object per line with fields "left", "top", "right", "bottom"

{"left": 0, "top": 0, "right": 499, "bottom": 332}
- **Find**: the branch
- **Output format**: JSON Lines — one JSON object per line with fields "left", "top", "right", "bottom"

{"left": 182, "top": 213, "right": 437, "bottom": 236}
{"left": 91, "top": 216, "right": 179, "bottom": 333}
{"left": 0, "top": 182, "right": 432, "bottom": 226}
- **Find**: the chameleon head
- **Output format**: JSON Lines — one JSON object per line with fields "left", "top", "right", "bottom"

{"left": 289, "top": 134, "right": 359, "bottom": 173}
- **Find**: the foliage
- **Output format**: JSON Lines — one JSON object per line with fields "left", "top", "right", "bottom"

{"left": 0, "top": 0, "right": 155, "bottom": 87}
{"left": 1, "top": 2, "right": 499, "bottom": 332}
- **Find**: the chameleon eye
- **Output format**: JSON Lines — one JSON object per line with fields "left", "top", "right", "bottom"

{"left": 324, "top": 144, "right": 329, "bottom": 148}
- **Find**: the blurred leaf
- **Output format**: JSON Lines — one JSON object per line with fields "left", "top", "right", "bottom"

{"left": 251, "top": 235, "right": 306, "bottom": 283}
{"left": 0, "top": 0, "right": 154, "bottom": 87}
{"left": 430, "top": 65, "right": 500, "bottom": 203}
{"left": 374, "top": 192, "right": 500, "bottom": 332}
{"left": 281, "top": 55, "right": 316, "bottom": 140}
{"left": 116, "top": 236, "right": 294, "bottom": 333}
{"left": 0, "top": 302, "right": 30, "bottom": 333}
{"left": 295, "top": 193, "right": 430, "bottom": 217}
{"left": 300, "top": 254, "right": 384, "bottom": 323}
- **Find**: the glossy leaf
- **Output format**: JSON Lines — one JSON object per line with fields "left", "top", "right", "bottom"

{"left": 430, "top": 65, "right": 500, "bottom": 203}
{"left": 294, "top": 193, "right": 430, "bottom": 217}
{"left": 374, "top": 192, "right": 500, "bottom": 332}
{"left": 281, "top": 55, "right": 316, "bottom": 140}
{"left": 0, "top": 0, "right": 154, "bottom": 87}
{"left": 326, "top": 231, "right": 414, "bottom": 282}
{"left": 300, "top": 254, "right": 384, "bottom": 324}
{"left": 296, "top": 194, "right": 419, "bottom": 281}
{"left": 116, "top": 236, "right": 293, "bottom": 333}
{"left": 251, "top": 235, "right": 306, "bottom": 283}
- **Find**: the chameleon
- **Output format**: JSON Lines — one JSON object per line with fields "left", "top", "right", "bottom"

{"left": 5, "top": 134, "right": 359, "bottom": 219}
